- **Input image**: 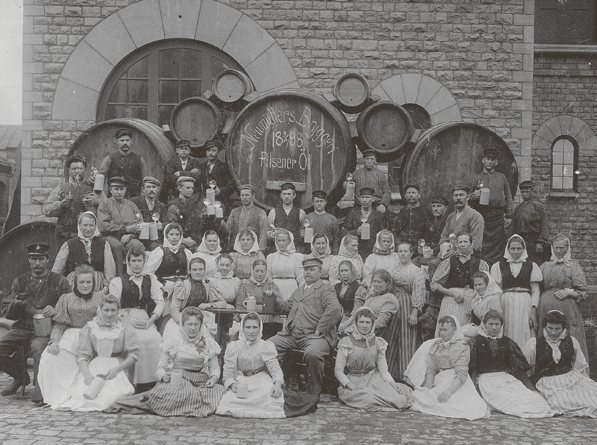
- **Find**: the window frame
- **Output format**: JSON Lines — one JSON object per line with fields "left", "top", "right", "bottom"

{"left": 550, "top": 135, "right": 579, "bottom": 192}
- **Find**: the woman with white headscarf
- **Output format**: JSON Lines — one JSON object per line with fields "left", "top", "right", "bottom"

{"left": 538, "top": 234, "right": 589, "bottom": 367}
{"left": 328, "top": 235, "right": 364, "bottom": 285}
{"left": 303, "top": 233, "right": 335, "bottom": 283}
{"left": 192, "top": 230, "right": 222, "bottom": 278}
{"left": 407, "top": 315, "right": 489, "bottom": 420}
{"left": 362, "top": 230, "right": 399, "bottom": 287}
{"left": 229, "top": 229, "right": 265, "bottom": 280}
{"left": 490, "top": 234, "right": 543, "bottom": 349}
{"left": 265, "top": 229, "right": 304, "bottom": 302}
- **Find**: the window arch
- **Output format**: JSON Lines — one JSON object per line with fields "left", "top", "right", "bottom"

{"left": 551, "top": 135, "right": 578, "bottom": 191}
{"left": 97, "top": 39, "right": 243, "bottom": 126}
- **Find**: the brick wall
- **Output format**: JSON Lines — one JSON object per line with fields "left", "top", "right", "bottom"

{"left": 533, "top": 53, "right": 597, "bottom": 283}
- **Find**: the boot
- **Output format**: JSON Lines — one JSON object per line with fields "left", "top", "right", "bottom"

{"left": 1, "top": 373, "right": 31, "bottom": 396}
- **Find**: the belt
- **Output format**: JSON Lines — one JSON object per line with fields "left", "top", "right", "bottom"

{"left": 243, "top": 368, "right": 265, "bottom": 377}
{"left": 346, "top": 369, "right": 374, "bottom": 377}
{"left": 503, "top": 288, "right": 530, "bottom": 293}
{"left": 111, "top": 352, "right": 122, "bottom": 358}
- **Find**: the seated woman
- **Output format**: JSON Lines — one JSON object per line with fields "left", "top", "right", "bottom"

{"left": 303, "top": 234, "right": 335, "bottom": 283}
{"left": 52, "top": 211, "right": 116, "bottom": 292}
{"left": 235, "top": 259, "right": 285, "bottom": 339}
{"left": 339, "top": 269, "right": 399, "bottom": 336}
{"left": 192, "top": 230, "right": 222, "bottom": 278}
{"left": 216, "top": 312, "right": 318, "bottom": 418}
{"left": 38, "top": 265, "right": 105, "bottom": 406}
{"left": 335, "top": 260, "right": 360, "bottom": 319}
{"left": 208, "top": 254, "right": 241, "bottom": 308}
{"left": 523, "top": 310, "right": 597, "bottom": 418}
{"left": 229, "top": 229, "right": 265, "bottom": 280}
{"left": 108, "top": 307, "right": 225, "bottom": 417}
{"left": 406, "top": 315, "right": 489, "bottom": 420}
{"left": 109, "top": 241, "right": 164, "bottom": 391}
{"left": 164, "top": 257, "right": 226, "bottom": 340}
{"left": 54, "top": 294, "right": 139, "bottom": 411}
{"left": 469, "top": 310, "right": 553, "bottom": 418}
{"left": 362, "top": 230, "right": 399, "bottom": 286}
{"left": 335, "top": 307, "right": 412, "bottom": 411}
{"left": 329, "top": 235, "right": 364, "bottom": 285}
{"left": 469, "top": 271, "right": 503, "bottom": 327}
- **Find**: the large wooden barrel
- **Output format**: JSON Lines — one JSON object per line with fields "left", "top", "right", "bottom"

{"left": 400, "top": 122, "right": 519, "bottom": 210}
{"left": 356, "top": 101, "right": 413, "bottom": 162}
{"left": 67, "top": 118, "right": 175, "bottom": 186}
{"left": 212, "top": 69, "right": 254, "bottom": 103}
{"left": 0, "top": 219, "right": 59, "bottom": 298}
{"left": 333, "top": 73, "right": 371, "bottom": 113}
{"left": 227, "top": 89, "right": 355, "bottom": 210}
{"left": 170, "top": 97, "right": 224, "bottom": 149}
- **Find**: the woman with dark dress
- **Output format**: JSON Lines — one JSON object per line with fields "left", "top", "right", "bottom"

{"left": 334, "top": 260, "right": 360, "bottom": 318}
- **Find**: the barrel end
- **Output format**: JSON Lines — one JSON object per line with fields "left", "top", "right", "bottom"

{"left": 162, "top": 124, "right": 172, "bottom": 140}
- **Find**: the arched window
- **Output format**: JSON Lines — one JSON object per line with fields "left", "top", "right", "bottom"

{"left": 551, "top": 136, "right": 578, "bottom": 191}
{"left": 97, "top": 39, "right": 243, "bottom": 126}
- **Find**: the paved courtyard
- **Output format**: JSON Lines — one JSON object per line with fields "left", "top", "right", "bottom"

{"left": 0, "top": 374, "right": 596, "bottom": 445}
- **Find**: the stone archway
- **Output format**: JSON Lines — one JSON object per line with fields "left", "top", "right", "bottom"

{"left": 52, "top": 0, "right": 298, "bottom": 120}
{"left": 533, "top": 115, "right": 596, "bottom": 149}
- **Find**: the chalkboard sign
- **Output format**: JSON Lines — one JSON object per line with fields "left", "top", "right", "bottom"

{"left": 227, "top": 90, "right": 355, "bottom": 210}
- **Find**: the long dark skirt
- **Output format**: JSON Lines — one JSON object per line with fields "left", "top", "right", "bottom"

{"left": 478, "top": 207, "right": 506, "bottom": 265}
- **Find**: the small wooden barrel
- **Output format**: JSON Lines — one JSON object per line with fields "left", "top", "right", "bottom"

{"left": 212, "top": 69, "right": 254, "bottom": 103}
{"left": 227, "top": 89, "right": 355, "bottom": 210}
{"left": 67, "top": 118, "right": 175, "bottom": 188}
{"left": 400, "top": 122, "right": 519, "bottom": 210}
{"left": 0, "top": 219, "right": 59, "bottom": 298}
{"left": 333, "top": 73, "right": 371, "bottom": 113}
{"left": 170, "top": 97, "right": 224, "bottom": 148}
{"left": 356, "top": 101, "right": 413, "bottom": 162}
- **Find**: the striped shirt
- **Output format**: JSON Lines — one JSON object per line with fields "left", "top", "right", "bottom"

{"left": 50, "top": 291, "right": 105, "bottom": 343}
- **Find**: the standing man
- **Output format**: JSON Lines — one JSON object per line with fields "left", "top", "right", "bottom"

{"left": 341, "top": 187, "right": 386, "bottom": 260}
{"left": 166, "top": 176, "right": 204, "bottom": 250}
{"left": 470, "top": 148, "right": 514, "bottom": 264}
{"left": 199, "top": 139, "right": 236, "bottom": 216}
{"left": 512, "top": 180, "right": 550, "bottom": 265}
{"left": 43, "top": 155, "right": 103, "bottom": 245}
{"left": 390, "top": 184, "right": 429, "bottom": 249}
{"left": 226, "top": 185, "right": 269, "bottom": 252}
{"left": 162, "top": 140, "right": 202, "bottom": 204}
{"left": 439, "top": 184, "right": 485, "bottom": 256}
{"left": 303, "top": 190, "right": 340, "bottom": 254}
{"left": 130, "top": 176, "right": 167, "bottom": 252}
{"left": 97, "top": 177, "right": 143, "bottom": 243}
{"left": 269, "top": 257, "right": 342, "bottom": 397}
{"left": 350, "top": 150, "right": 391, "bottom": 213}
{"left": 425, "top": 196, "right": 450, "bottom": 256}
{"left": 267, "top": 183, "right": 306, "bottom": 253}
{"left": 98, "top": 128, "right": 149, "bottom": 198}
{"left": 0, "top": 243, "right": 69, "bottom": 400}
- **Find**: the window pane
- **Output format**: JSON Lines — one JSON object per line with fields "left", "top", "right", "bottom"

{"left": 105, "top": 104, "right": 125, "bottom": 120}
{"left": 563, "top": 149, "right": 574, "bottom": 165}
{"left": 563, "top": 177, "right": 573, "bottom": 189}
{"left": 127, "top": 80, "right": 148, "bottom": 103}
{"left": 552, "top": 150, "right": 563, "bottom": 165}
{"left": 128, "top": 56, "right": 148, "bottom": 78}
{"left": 552, "top": 164, "right": 562, "bottom": 177}
{"left": 108, "top": 79, "right": 127, "bottom": 103}
{"left": 160, "top": 49, "right": 180, "bottom": 78}
{"left": 158, "top": 105, "right": 176, "bottom": 127}
{"left": 181, "top": 49, "right": 201, "bottom": 78}
{"left": 159, "top": 80, "right": 179, "bottom": 103}
{"left": 181, "top": 80, "right": 201, "bottom": 100}
{"left": 125, "top": 106, "right": 148, "bottom": 120}
{"left": 563, "top": 165, "right": 572, "bottom": 177}
{"left": 552, "top": 177, "right": 562, "bottom": 189}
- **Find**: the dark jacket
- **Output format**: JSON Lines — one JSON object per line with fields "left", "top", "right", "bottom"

{"left": 162, "top": 155, "right": 203, "bottom": 202}
{"left": 341, "top": 206, "right": 386, "bottom": 260}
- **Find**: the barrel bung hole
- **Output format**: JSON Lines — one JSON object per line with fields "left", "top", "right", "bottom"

{"left": 179, "top": 15, "right": 182, "bottom": 19}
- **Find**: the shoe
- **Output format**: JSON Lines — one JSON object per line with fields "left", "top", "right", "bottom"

{"left": 1, "top": 374, "right": 31, "bottom": 396}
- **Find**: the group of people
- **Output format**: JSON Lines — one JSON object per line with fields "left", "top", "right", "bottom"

{"left": 0, "top": 133, "right": 594, "bottom": 420}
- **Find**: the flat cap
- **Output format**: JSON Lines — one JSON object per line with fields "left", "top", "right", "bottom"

{"left": 176, "top": 176, "right": 195, "bottom": 186}
{"left": 359, "top": 186, "right": 375, "bottom": 196}
{"left": 483, "top": 148, "right": 499, "bottom": 158}
{"left": 302, "top": 257, "right": 323, "bottom": 268}
{"left": 109, "top": 176, "right": 128, "bottom": 187}
{"left": 142, "top": 176, "right": 161, "bottom": 187}
{"left": 115, "top": 128, "right": 132, "bottom": 139}
{"left": 312, "top": 190, "right": 327, "bottom": 200}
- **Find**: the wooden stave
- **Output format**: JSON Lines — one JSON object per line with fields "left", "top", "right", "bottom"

{"left": 169, "top": 97, "right": 224, "bottom": 148}
{"left": 212, "top": 69, "right": 254, "bottom": 103}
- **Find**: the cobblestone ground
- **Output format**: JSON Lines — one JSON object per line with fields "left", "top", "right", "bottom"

{"left": 1, "top": 373, "right": 596, "bottom": 445}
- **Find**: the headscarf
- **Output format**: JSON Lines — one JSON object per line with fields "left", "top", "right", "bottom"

{"left": 372, "top": 229, "right": 395, "bottom": 256}
{"left": 338, "top": 235, "right": 360, "bottom": 259}
{"left": 274, "top": 228, "right": 296, "bottom": 255}
{"left": 197, "top": 232, "right": 222, "bottom": 256}
{"left": 550, "top": 234, "right": 572, "bottom": 266}
{"left": 77, "top": 211, "right": 101, "bottom": 261}
{"left": 504, "top": 234, "right": 528, "bottom": 263}
{"left": 177, "top": 307, "right": 206, "bottom": 349}
{"left": 249, "top": 262, "right": 272, "bottom": 287}
{"left": 471, "top": 271, "right": 502, "bottom": 304}
{"left": 543, "top": 310, "right": 568, "bottom": 363}
{"left": 350, "top": 306, "right": 376, "bottom": 344}
{"left": 456, "top": 234, "right": 474, "bottom": 261}
{"left": 429, "top": 315, "right": 466, "bottom": 356}
{"left": 370, "top": 272, "right": 393, "bottom": 297}
{"left": 73, "top": 270, "right": 96, "bottom": 301}
{"left": 310, "top": 234, "right": 331, "bottom": 258}
{"left": 233, "top": 230, "right": 259, "bottom": 255}
{"left": 238, "top": 312, "right": 263, "bottom": 346}
{"left": 93, "top": 303, "right": 122, "bottom": 330}
{"left": 338, "top": 260, "right": 358, "bottom": 285}
{"left": 163, "top": 223, "right": 183, "bottom": 254}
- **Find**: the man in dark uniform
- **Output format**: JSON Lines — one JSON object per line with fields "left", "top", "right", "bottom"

{"left": 130, "top": 176, "right": 167, "bottom": 251}
{"left": 426, "top": 195, "right": 450, "bottom": 255}
{"left": 98, "top": 128, "right": 149, "bottom": 198}
{"left": 166, "top": 176, "right": 203, "bottom": 250}
{"left": 199, "top": 139, "right": 236, "bottom": 216}
{"left": 162, "top": 140, "right": 203, "bottom": 204}
{"left": 0, "top": 243, "right": 69, "bottom": 399}
{"left": 267, "top": 183, "right": 306, "bottom": 253}
{"left": 512, "top": 180, "right": 550, "bottom": 265}
{"left": 390, "top": 183, "right": 429, "bottom": 250}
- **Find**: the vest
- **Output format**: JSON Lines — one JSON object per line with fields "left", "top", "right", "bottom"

{"left": 172, "top": 198, "right": 202, "bottom": 242}
{"left": 156, "top": 246, "right": 187, "bottom": 280}
{"left": 445, "top": 255, "right": 481, "bottom": 289}
{"left": 65, "top": 237, "right": 106, "bottom": 275}
{"left": 55, "top": 182, "right": 94, "bottom": 239}
{"left": 108, "top": 152, "right": 143, "bottom": 196}
{"left": 535, "top": 336, "right": 574, "bottom": 378}
{"left": 120, "top": 274, "right": 155, "bottom": 314}
{"left": 274, "top": 204, "right": 301, "bottom": 241}
{"left": 183, "top": 281, "right": 209, "bottom": 309}
{"left": 500, "top": 258, "right": 532, "bottom": 290}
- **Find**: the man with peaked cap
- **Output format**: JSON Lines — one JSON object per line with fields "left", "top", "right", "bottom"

{"left": 512, "top": 180, "right": 550, "bottom": 265}
{"left": 341, "top": 186, "right": 387, "bottom": 260}
{"left": 166, "top": 176, "right": 204, "bottom": 250}
{"left": 226, "top": 184, "right": 269, "bottom": 252}
{"left": 163, "top": 139, "right": 203, "bottom": 203}
{"left": 269, "top": 257, "right": 342, "bottom": 397}
{"left": 303, "top": 190, "right": 340, "bottom": 254}
{"left": 469, "top": 147, "right": 514, "bottom": 264}
{"left": 0, "top": 243, "right": 69, "bottom": 400}
{"left": 425, "top": 195, "right": 450, "bottom": 255}
{"left": 130, "top": 176, "right": 168, "bottom": 251}
{"left": 98, "top": 128, "right": 149, "bottom": 198}
{"left": 389, "top": 183, "right": 430, "bottom": 250}
{"left": 267, "top": 182, "right": 306, "bottom": 253}
{"left": 199, "top": 139, "right": 236, "bottom": 216}
{"left": 439, "top": 184, "right": 485, "bottom": 256}
{"left": 97, "top": 176, "right": 143, "bottom": 243}
{"left": 43, "top": 154, "right": 105, "bottom": 245}
{"left": 348, "top": 150, "right": 392, "bottom": 213}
